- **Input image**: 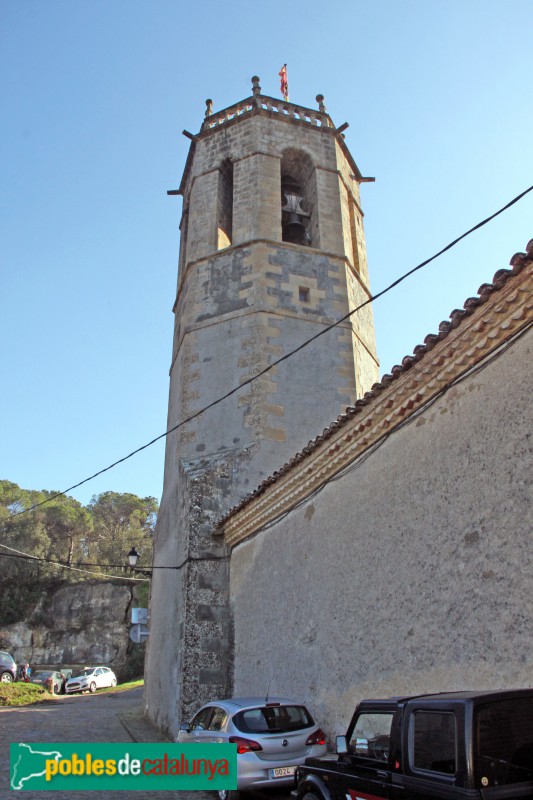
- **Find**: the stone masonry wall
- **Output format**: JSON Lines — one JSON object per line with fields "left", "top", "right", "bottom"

{"left": 229, "top": 328, "right": 533, "bottom": 741}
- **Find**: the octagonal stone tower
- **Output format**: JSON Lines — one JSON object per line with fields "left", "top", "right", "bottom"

{"left": 145, "top": 78, "right": 379, "bottom": 736}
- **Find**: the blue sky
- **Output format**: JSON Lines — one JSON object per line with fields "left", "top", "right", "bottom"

{"left": 1, "top": 0, "right": 532, "bottom": 507}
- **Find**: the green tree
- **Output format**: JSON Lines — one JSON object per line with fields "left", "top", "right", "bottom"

{"left": 0, "top": 481, "right": 158, "bottom": 626}
{"left": 0, "top": 480, "right": 51, "bottom": 581}
{"left": 88, "top": 491, "right": 157, "bottom": 569}
{"left": 0, "top": 480, "right": 58, "bottom": 623}
{"left": 40, "top": 494, "right": 93, "bottom": 568}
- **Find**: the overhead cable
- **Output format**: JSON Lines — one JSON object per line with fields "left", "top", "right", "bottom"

{"left": 0, "top": 541, "right": 148, "bottom": 582}
{"left": 3, "top": 325, "right": 529, "bottom": 570}
{"left": 5, "top": 184, "right": 533, "bottom": 519}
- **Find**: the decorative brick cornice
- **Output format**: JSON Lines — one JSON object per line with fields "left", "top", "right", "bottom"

{"left": 221, "top": 240, "right": 533, "bottom": 547}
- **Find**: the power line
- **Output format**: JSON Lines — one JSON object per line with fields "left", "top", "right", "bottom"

{"left": 244, "top": 323, "right": 532, "bottom": 541}
{"left": 0, "top": 541, "right": 148, "bottom": 582}
{"left": 0, "top": 542, "right": 228, "bottom": 574}
{"left": 0, "top": 548, "right": 227, "bottom": 571}
{"left": 0, "top": 550, "right": 135, "bottom": 570}
{"left": 3, "top": 324, "right": 529, "bottom": 571}
{"left": 5, "top": 185, "right": 533, "bottom": 520}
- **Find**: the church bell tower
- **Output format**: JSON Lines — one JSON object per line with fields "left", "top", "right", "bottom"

{"left": 145, "top": 76, "right": 379, "bottom": 736}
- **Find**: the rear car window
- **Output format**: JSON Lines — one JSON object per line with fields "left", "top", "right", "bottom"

{"left": 410, "top": 711, "right": 456, "bottom": 774}
{"left": 234, "top": 705, "right": 314, "bottom": 734}
{"left": 0, "top": 652, "right": 14, "bottom": 664}
{"left": 474, "top": 697, "right": 533, "bottom": 786}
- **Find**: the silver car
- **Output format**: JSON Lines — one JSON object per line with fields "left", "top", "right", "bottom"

{"left": 176, "top": 696, "right": 327, "bottom": 799}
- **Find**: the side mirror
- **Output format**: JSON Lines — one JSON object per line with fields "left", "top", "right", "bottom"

{"left": 179, "top": 723, "right": 191, "bottom": 733}
{"left": 336, "top": 735, "right": 348, "bottom": 755}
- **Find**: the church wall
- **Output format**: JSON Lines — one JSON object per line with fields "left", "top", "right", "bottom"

{"left": 143, "top": 449, "right": 188, "bottom": 734}
{"left": 233, "top": 153, "right": 281, "bottom": 243}
{"left": 229, "top": 327, "right": 533, "bottom": 741}
{"left": 186, "top": 170, "right": 219, "bottom": 262}
{"left": 353, "top": 209, "right": 370, "bottom": 286}
{"left": 339, "top": 179, "right": 355, "bottom": 265}
{"left": 345, "top": 265, "right": 379, "bottom": 392}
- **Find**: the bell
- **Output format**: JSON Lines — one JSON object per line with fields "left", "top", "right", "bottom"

{"left": 281, "top": 190, "right": 310, "bottom": 245}
{"left": 283, "top": 212, "right": 306, "bottom": 245}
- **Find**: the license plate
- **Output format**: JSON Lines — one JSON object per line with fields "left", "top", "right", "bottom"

{"left": 269, "top": 766, "right": 296, "bottom": 779}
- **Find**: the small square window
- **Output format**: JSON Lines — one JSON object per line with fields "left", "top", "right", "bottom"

{"left": 299, "top": 287, "right": 310, "bottom": 303}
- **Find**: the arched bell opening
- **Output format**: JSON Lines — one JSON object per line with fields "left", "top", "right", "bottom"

{"left": 217, "top": 158, "right": 233, "bottom": 250}
{"left": 280, "top": 149, "right": 317, "bottom": 248}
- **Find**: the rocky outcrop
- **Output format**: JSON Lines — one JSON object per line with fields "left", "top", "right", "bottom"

{"left": 0, "top": 581, "right": 135, "bottom": 673}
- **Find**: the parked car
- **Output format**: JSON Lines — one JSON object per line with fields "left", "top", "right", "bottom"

{"left": 0, "top": 651, "right": 17, "bottom": 683}
{"left": 293, "top": 689, "right": 533, "bottom": 800}
{"left": 31, "top": 670, "right": 65, "bottom": 694}
{"left": 177, "top": 696, "right": 327, "bottom": 799}
{"left": 64, "top": 666, "right": 117, "bottom": 694}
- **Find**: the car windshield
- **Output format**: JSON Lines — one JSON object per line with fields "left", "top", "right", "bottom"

{"left": 73, "top": 669, "right": 94, "bottom": 678}
{"left": 474, "top": 697, "right": 533, "bottom": 786}
{"left": 234, "top": 705, "right": 314, "bottom": 734}
{"left": 34, "top": 672, "right": 53, "bottom": 679}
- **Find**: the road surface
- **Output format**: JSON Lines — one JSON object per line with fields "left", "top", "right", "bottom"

{"left": 1, "top": 686, "right": 291, "bottom": 800}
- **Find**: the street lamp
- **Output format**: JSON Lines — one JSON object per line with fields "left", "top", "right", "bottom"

{"left": 127, "top": 546, "right": 152, "bottom": 577}
{"left": 127, "top": 546, "right": 140, "bottom": 569}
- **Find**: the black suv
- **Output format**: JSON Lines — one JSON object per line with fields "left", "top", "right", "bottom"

{"left": 294, "top": 690, "right": 533, "bottom": 800}
{"left": 0, "top": 650, "right": 17, "bottom": 683}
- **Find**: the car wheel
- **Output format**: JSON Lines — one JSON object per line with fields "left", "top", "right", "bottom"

{"left": 0, "top": 671, "right": 13, "bottom": 683}
{"left": 52, "top": 683, "right": 59, "bottom": 695}
{"left": 110, "top": 678, "right": 117, "bottom": 688}
{"left": 89, "top": 682, "right": 97, "bottom": 693}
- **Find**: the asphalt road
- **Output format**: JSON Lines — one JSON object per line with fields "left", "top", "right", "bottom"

{"left": 0, "top": 686, "right": 292, "bottom": 800}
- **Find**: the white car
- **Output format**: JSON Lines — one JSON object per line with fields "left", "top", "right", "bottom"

{"left": 64, "top": 666, "right": 117, "bottom": 694}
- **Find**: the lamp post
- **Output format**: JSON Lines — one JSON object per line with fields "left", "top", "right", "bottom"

{"left": 127, "top": 546, "right": 152, "bottom": 578}
{"left": 127, "top": 546, "right": 150, "bottom": 644}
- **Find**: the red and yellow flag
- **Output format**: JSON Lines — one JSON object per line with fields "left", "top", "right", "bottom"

{"left": 279, "top": 64, "right": 289, "bottom": 101}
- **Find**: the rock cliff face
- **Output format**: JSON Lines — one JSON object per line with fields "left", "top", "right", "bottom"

{"left": 0, "top": 581, "right": 135, "bottom": 673}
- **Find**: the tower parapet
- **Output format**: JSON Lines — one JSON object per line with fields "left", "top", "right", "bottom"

{"left": 201, "top": 90, "right": 333, "bottom": 132}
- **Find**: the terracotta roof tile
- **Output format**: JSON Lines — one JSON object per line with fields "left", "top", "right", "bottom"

{"left": 219, "top": 238, "right": 533, "bottom": 526}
